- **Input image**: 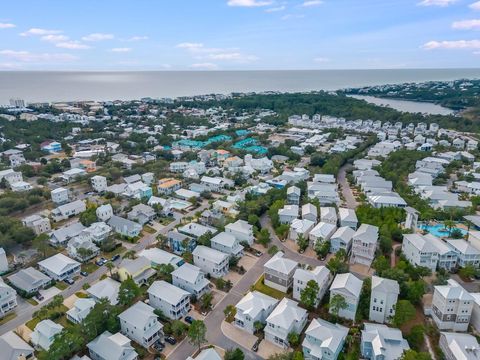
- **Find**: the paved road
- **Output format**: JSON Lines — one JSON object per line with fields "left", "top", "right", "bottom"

{"left": 338, "top": 163, "right": 358, "bottom": 209}
{"left": 260, "top": 214, "right": 321, "bottom": 267}
{"left": 168, "top": 253, "right": 270, "bottom": 360}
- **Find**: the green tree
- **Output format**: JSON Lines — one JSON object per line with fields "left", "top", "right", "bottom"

{"left": 200, "top": 292, "right": 213, "bottom": 311}
{"left": 296, "top": 234, "right": 309, "bottom": 252}
{"left": 287, "top": 331, "right": 300, "bottom": 347}
{"left": 330, "top": 294, "right": 348, "bottom": 317}
{"left": 459, "top": 265, "right": 476, "bottom": 279}
{"left": 224, "top": 304, "right": 236, "bottom": 322}
{"left": 406, "top": 325, "right": 425, "bottom": 352}
{"left": 122, "top": 250, "right": 136, "bottom": 259}
{"left": 157, "top": 263, "right": 175, "bottom": 282}
{"left": 118, "top": 277, "right": 140, "bottom": 306}
{"left": 76, "top": 247, "right": 94, "bottom": 262}
{"left": 253, "top": 320, "right": 264, "bottom": 334}
{"left": 314, "top": 240, "right": 330, "bottom": 258}
{"left": 405, "top": 280, "right": 426, "bottom": 304}
{"left": 401, "top": 350, "right": 432, "bottom": 360}
{"left": 257, "top": 228, "right": 271, "bottom": 247}
{"left": 393, "top": 300, "right": 416, "bottom": 327}
{"left": 170, "top": 320, "right": 188, "bottom": 338}
{"left": 372, "top": 256, "right": 389, "bottom": 274}
{"left": 188, "top": 320, "right": 207, "bottom": 351}
{"left": 300, "top": 280, "right": 319, "bottom": 311}
{"left": 105, "top": 261, "right": 115, "bottom": 277}
{"left": 268, "top": 245, "right": 279, "bottom": 256}
{"left": 225, "top": 348, "right": 245, "bottom": 360}
{"left": 32, "top": 233, "right": 50, "bottom": 258}
{"left": 79, "top": 205, "right": 97, "bottom": 226}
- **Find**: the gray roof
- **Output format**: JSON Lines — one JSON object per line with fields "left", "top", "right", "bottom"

{"left": 139, "top": 248, "right": 183, "bottom": 267}
{"left": 172, "top": 263, "right": 205, "bottom": 283}
{"left": 119, "top": 256, "right": 151, "bottom": 274}
{"left": 303, "top": 318, "right": 348, "bottom": 356}
{"left": 87, "top": 331, "right": 137, "bottom": 360}
{"left": 236, "top": 291, "right": 279, "bottom": 322}
{"left": 353, "top": 224, "right": 379, "bottom": 243}
{"left": 266, "top": 298, "right": 306, "bottom": 329}
{"left": 264, "top": 251, "right": 298, "bottom": 274}
{"left": 38, "top": 253, "right": 80, "bottom": 275}
{"left": 7, "top": 267, "right": 51, "bottom": 292}
{"left": 0, "top": 331, "right": 34, "bottom": 360}
{"left": 148, "top": 280, "right": 190, "bottom": 304}
{"left": 50, "top": 222, "right": 85, "bottom": 243}
{"left": 118, "top": 301, "right": 161, "bottom": 330}
{"left": 87, "top": 278, "right": 120, "bottom": 305}
{"left": 193, "top": 245, "right": 229, "bottom": 264}
{"left": 107, "top": 215, "right": 142, "bottom": 232}
{"left": 330, "top": 273, "right": 363, "bottom": 298}
{"left": 371, "top": 276, "right": 400, "bottom": 295}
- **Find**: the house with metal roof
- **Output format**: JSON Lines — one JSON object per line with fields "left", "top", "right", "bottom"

{"left": 192, "top": 245, "right": 229, "bottom": 278}
{"left": 234, "top": 291, "right": 279, "bottom": 334}
{"left": 0, "top": 331, "right": 34, "bottom": 360}
{"left": 361, "top": 323, "right": 409, "bottom": 360}
{"left": 302, "top": 318, "right": 348, "bottom": 360}
{"left": 264, "top": 251, "right": 299, "bottom": 293}
{"left": 7, "top": 267, "right": 51, "bottom": 295}
{"left": 172, "top": 263, "right": 210, "bottom": 298}
{"left": 87, "top": 331, "right": 138, "bottom": 360}
{"left": 329, "top": 273, "right": 363, "bottom": 320}
{"left": 369, "top": 276, "right": 400, "bottom": 324}
{"left": 38, "top": 253, "right": 80, "bottom": 281}
{"left": 31, "top": 319, "right": 63, "bottom": 351}
{"left": 147, "top": 280, "right": 190, "bottom": 320}
{"left": 87, "top": 278, "right": 120, "bottom": 305}
{"left": 293, "top": 266, "right": 331, "bottom": 306}
{"left": 119, "top": 301, "right": 163, "bottom": 348}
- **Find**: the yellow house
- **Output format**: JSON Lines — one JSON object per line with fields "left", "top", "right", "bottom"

{"left": 117, "top": 256, "right": 156, "bottom": 285}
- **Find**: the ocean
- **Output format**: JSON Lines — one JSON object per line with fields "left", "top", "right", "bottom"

{"left": 1, "top": 69, "right": 480, "bottom": 104}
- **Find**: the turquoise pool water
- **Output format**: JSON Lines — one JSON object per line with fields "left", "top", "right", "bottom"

{"left": 420, "top": 224, "right": 467, "bottom": 237}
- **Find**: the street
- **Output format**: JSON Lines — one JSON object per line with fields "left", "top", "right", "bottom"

{"left": 338, "top": 163, "right": 358, "bottom": 209}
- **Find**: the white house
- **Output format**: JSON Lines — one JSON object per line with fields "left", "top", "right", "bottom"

{"left": 264, "top": 251, "right": 299, "bottom": 292}
{"left": 50, "top": 187, "right": 69, "bottom": 205}
{"left": 0, "top": 248, "right": 8, "bottom": 273}
{"left": 234, "top": 291, "right": 279, "bottom": 334}
{"left": 278, "top": 205, "right": 299, "bottom": 224}
{"left": 330, "top": 227, "right": 355, "bottom": 254}
{"left": 119, "top": 301, "right": 163, "bottom": 348}
{"left": 31, "top": 319, "right": 63, "bottom": 351}
{"left": 0, "top": 279, "right": 17, "bottom": 318}
{"left": 38, "top": 253, "right": 81, "bottom": 281}
{"left": 7, "top": 267, "right": 51, "bottom": 295}
{"left": 287, "top": 186, "right": 301, "bottom": 205}
{"left": 22, "top": 214, "right": 51, "bottom": 235}
{"left": 210, "top": 232, "right": 244, "bottom": 258}
{"left": 96, "top": 204, "right": 113, "bottom": 222}
{"left": 439, "top": 332, "right": 480, "bottom": 360}
{"left": 67, "top": 234, "right": 100, "bottom": 262}
{"left": 192, "top": 245, "right": 229, "bottom": 278}
{"left": 289, "top": 218, "right": 315, "bottom": 242}
{"left": 369, "top": 276, "right": 399, "bottom": 324}
{"left": 445, "top": 239, "right": 480, "bottom": 268}
{"left": 225, "top": 219, "right": 254, "bottom": 245}
{"left": 87, "top": 331, "right": 138, "bottom": 360}
{"left": 329, "top": 273, "right": 363, "bottom": 320}
{"left": 320, "top": 207, "right": 337, "bottom": 225}
{"left": 172, "top": 263, "right": 210, "bottom": 298}
{"left": 66, "top": 298, "right": 96, "bottom": 324}
{"left": 361, "top": 323, "right": 410, "bottom": 360}
{"left": 338, "top": 208, "right": 358, "bottom": 230}
{"left": 302, "top": 203, "right": 318, "bottom": 223}
{"left": 293, "top": 266, "right": 331, "bottom": 306}
{"left": 0, "top": 331, "right": 35, "bottom": 360}
{"left": 302, "top": 318, "right": 348, "bottom": 360}
{"left": 138, "top": 248, "right": 184, "bottom": 268}
{"left": 51, "top": 199, "right": 86, "bottom": 222}
{"left": 87, "top": 278, "right": 120, "bottom": 305}
{"left": 309, "top": 222, "right": 337, "bottom": 247}
{"left": 265, "top": 298, "right": 308, "bottom": 349}
{"left": 91, "top": 175, "right": 108, "bottom": 192}
{"left": 350, "top": 224, "right": 379, "bottom": 267}
{"left": 432, "top": 279, "right": 473, "bottom": 332}
{"left": 147, "top": 280, "right": 190, "bottom": 320}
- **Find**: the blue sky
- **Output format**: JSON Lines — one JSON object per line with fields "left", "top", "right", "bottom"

{"left": 1, "top": 0, "right": 480, "bottom": 70}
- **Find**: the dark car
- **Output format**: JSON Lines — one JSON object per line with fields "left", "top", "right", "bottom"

{"left": 252, "top": 338, "right": 261, "bottom": 352}
{"left": 165, "top": 336, "right": 176, "bottom": 345}
{"left": 80, "top": 271, "right": 89, "bottom": 277}
{"left": 185, "top": 316, "right": 194, "bottom": 324}
{"left": 111, "top": 254, "right": 121, "bottom": 262}
{"left": 95, "top": 260, "right": 104, "bottom": 266}
{"left": 64, "top": 278, "right": 74, "bottom": 285}
{"left": 35, "top": 293, "right": 44, "bottom": 301}
{"left": 153, "top": 342, "right": 165, "bottom": 351}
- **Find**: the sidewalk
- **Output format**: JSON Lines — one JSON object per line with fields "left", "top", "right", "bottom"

{"left": 221, "top": 321, "right": 258, "bottom": 350}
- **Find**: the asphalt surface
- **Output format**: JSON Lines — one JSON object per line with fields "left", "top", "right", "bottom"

{"left": 337, "top": 163, "right": 358, "bottom": 209}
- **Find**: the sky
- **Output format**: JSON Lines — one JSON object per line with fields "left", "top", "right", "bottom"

{"left": 1, "top": 0, "right": 480, "bottom": 70}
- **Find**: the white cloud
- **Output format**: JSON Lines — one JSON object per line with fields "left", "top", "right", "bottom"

{"left": 227, "top": 0, "right": 273, "bottom": 7}
{"left": 176, "top": 42, "right": 205, "bottom": 50}
{"left": 189, "top": 63, "right": 218, "bottom": 70}
{"left": 281, "top": 14, "right": 305, "bottom": 20}
{"left": 56, "top": 41, "right": 90, "bottom": 50}
{"left": 301, "top": 0, "right": 324, "bottom": 7}
{"left": 111, "top": 47, "right": 132, "bottom": 52}
{"left": 452, "top": 19, "right": 480, "bottom": 30}
{"left": 471, "top": 1, "right": 480, "bottom": 10}
{"left": 422, "top": 39, "right": 480, "bottom": 49}
{"left": 124, "top": 36, "right": 148, "bottom": 42}
{"left": 20, "top": 28, "right": 62, "bottom": 36}
{"left": 208, "top": 52, "right": 258, "bottom": 62}
{"left": 40, "top": 34, "right": 69, "bottom": 43}
{"left": 314, "top": 57, "right": 330, "bottom": 63}
{"left": 0, "top": 23, "right": 16, "bottom": 29}
{"left": 265, "top": 5, "right": 286, "bottom": 12}
{"left": 417, "top": 0, "right": 458, "bottom": 6}
{"left": 81, "top": 33, "right": 114, "bottom": 42}
{"left": 0, "top": 49, "right": 77, "bottom": 62}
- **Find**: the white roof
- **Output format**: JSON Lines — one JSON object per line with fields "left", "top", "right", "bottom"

{"left": 0, "top": 331, "right": 33, "bottom": 360}
{"left": 87, "top": 278, "right": 120, "bottom": 305}
{"left": 339, "top": 207, "right": 357, "bottom": 223}
{"left": 303, "top": 318, "right": 348, "bottom": 356}
{"left": 441, "top": 332, "right": 480, "bottom": 360}
{"left": 172, "top": 263, "right": 204, "bottom": 282}
{"left": 118, "top": 301, "right": 160, "bottom": 330}
{"left": 211, "top": 232, "right": 238, "bottom": 248}
{"left": 331, "top": 226, "right": 355, "bottom": 242}
{"left": 310, "top": 222, "right": 337, "bottom": 239}
{"left": 371, "top": 276, "right": 400, "bottom": 295}
{"left": 279, "top": 204, "right": 299, "bottom": 217}
{"left": 225, "top": 219, "right": 252, "bottom": 234}
{"left": 264, "top": 251, "right": 298, "bottom": 275}
{"left": 290, "top": 218, "right": 315, "bottom": 234}
{"left": 139, "top": 248, "right": 183, "bottom": 267}
{"left": 403, "top": 233, "right": 451, "bottom": 255}
{"left": 445, "top": 239, "right": 480, "bottom": 256}
{"left": 266, "top": 298, "right": 306, "bottom": 329}
{"left": 320, "top": 207, "right": 337, "bottom": 221}
{"left": 148, "top": 280, "right": 190, "bottom": 304}
{"left": 362, "top": 323, "right": 410, "bottom": 360}
{"left": 330, "top": 273, "right": 363, "bottom": 298}
{"left": 294, "top": 266, "right": 330, "bottom": 285}
{"left": 353, "top": 224, "right": 379, "bottom": 243}
{"left": 236, "top": 291, "right": 279, "bottom": 320}
{"left": 87, "top": 331, "right": 136, "bottom": 360}
{"left": 193, "top": 245, "right": 229, "bottom": 264}
{"left": 435, "top": 279, "right": 473, "bottom": 301}
{"left": 38, "top": 253, "right": 80, "bottom": 275}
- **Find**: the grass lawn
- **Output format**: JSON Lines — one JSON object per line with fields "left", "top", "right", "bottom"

{"left": 102, "top": 245, "right": 126, "bottom": 258}
{"left": 55, "top": 282, "right": 68, "bottom": 290}
{"left": 26, "top": 298, "right": 39, "bottom": 306}
{"left": 75, "top": 292, "right": 88, "bottom": 298}
{"left": 0, "top": 312, "right": 17, "bottom": 325}
{"left": 143, "top": 225, "right": 156, "bottom": 234}
{"left": 158, "top": 217, "right": 174, "bottom": 225}
{"left": 81, "top": 262, "right": 99, "bottom": 274}
{"left": 26, "top": 304, "right": 69, "bottom": 330}
{"left": 253, "top": 275, "right": 286, "bottom": 300}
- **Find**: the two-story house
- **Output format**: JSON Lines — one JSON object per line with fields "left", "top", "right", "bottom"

{"left": 148, "top": 280, "right": 191, "bottom": 320}
{"left": 264, "top": 251, "right": 299, "bottom": 293}
{"left": 329, "top": 273, "right": 363, "bottom": 321}
{"left": 172, "top": 263, "right": 211, "bottom": 298}
{"left": 293, "top": 266, "right": 331, "bottom": 306}
{"left": 361, "top": 323, "right": 410, "bottom": 360}
{"left": 350, "top": 224, "right": 379, "bottom": 267}
{"left": 87, "top": 331, "right": 138, "bottom": 360}
{"left": 302, "top": 318, "right": 349, "bottom": 360}
{"left": 234, "top": 291, "right": 279, "bottom": 334}
{"left": 119, "top": 301, "right": 163, "bottom": 348}
{"left": 369, "top": 276, "right": 400, "bottom": 324}
{"left": 192, "top": 245, "right": 229, "bottom": 279}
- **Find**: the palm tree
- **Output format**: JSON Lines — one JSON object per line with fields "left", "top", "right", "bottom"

{"left": 444, "top": 220, "right": 455, "bottom": 236}
{"left": 105, "top": 261, "right": 115, "bottom": 277}
{"left": 122, "top": 250, "right": 136, "bottom": 259}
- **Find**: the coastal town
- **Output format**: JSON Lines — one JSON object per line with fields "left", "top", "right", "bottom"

{"left": 0, "top": 89, "right": 480, "bottom": 360}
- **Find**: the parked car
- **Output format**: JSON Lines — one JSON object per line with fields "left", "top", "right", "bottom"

{"left": 185, "top": 316, "right": 194, "bottom": 324}
{"left": 64, "top": 278, "right": 74, "bottom": 285}
{"left": 95, "top": 259, "right": 104, "bottom": 266}
{"left": 165, "top": 336, "right": 176, "bottom": 345}
{"left": 80, "top": 271, "right": 88, "bottom": 277}
{"left": 252, "top": 338, "right": 261, "bottom": 352}
{"left": 35, "top": 293, "right": 44, "bottom": 301}
{"left": 153, "top": 342, "right": 164, "bottom": 351}
{"left": 254, "top": 250, "right": 262, "bottom": 257}
{"left": 111, "top": 254, "right": 121, "bottom": 262}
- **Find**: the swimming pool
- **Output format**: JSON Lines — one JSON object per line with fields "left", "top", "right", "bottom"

{"left": 420, "top": 223, "right": 467, "bottom": 238}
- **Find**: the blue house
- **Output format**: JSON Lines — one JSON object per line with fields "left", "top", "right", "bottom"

{"left": 168, "top": 231, "right": 195, "bottom": 255}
